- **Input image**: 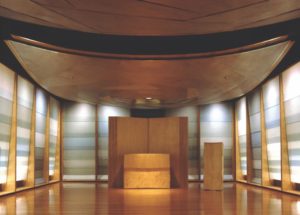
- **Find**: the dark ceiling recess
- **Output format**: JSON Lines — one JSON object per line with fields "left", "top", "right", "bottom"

{"left": 130, "top": 109, "right": 166, "bottom": 118}
{"left": 1, "top": 17, "right": 300, "bottom": 55}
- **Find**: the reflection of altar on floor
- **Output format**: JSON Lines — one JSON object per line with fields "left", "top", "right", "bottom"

{"left": 124, "top": 153, "right": 170, "bottom": 189}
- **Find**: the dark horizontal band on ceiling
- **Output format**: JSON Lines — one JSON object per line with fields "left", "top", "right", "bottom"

{"left": 1, "top": 16, "right": 300, "bottom": 55}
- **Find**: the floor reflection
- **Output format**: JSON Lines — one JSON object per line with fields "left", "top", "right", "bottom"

{"left": 0, "top": 182, "right": 299, "bottom": 214}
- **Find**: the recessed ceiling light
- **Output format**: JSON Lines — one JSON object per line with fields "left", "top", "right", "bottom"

{"left": 145, "top": 97, "right": 152, "bottom": 100}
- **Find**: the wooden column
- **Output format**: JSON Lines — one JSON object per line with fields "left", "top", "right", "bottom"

{"left": 27, "top": 87, "right": 36, "bottom": 187}
{"left": 260, "top": 89, "right": 270, "bottom": 187}
{"left": 279, "top": 75, "right": 293, "bottom": 191}
{"left": 5, "top": 73, "right": 17, "bottom": 193}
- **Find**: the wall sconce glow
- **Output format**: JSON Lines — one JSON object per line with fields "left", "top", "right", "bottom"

{"left": 36, "top": 89, "right": 47, "bottom": 114}
{"left": 209, "top": 104, "right": 225, "bottom": 122}
{"left": 264, "top": 77, "right": 279, "bottom": 108}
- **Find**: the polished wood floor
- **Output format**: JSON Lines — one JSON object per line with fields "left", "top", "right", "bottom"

{"left": 0, "top": 182, "right": 299, "bottom": 214}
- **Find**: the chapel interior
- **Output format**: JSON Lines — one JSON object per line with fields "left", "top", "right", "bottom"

{"left": 0, "top": 1, "right": 300, "bottom": 214}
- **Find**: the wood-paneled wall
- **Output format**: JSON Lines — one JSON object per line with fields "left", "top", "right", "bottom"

{"left": 108, "top": 117, "right": 188, "bottom": 188}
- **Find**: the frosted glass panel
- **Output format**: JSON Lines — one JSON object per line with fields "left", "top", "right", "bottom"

{"left": 236, "top": 97, "right": 247, "bottom": 176}
{"left": 200, "top": 102, "right": 233, "bottom": 180}
{"left": 49, "top": 97, "right": 59, "bottom": 176}
{"left": 263, "top": 77, "right": 281, "bottom": 181}
{"left": 63, "top": 102, "right": 96, "bottom": 180}
{"left": 167, "top": 106, "right": 199, "bottom": 180}
{"left": 0, "top": 64, "right": 14, "bottom": 184}
{"left": 282, "top": 62, "right": 300, "bottom": 183}
{"left": 16, "top": 76, "right": 33, "bottom": 181}
{"left": 35, "top": 89, "right": 48, "bottom": 185}
{"left": 247, "top": 89, "right": 262, "bottom": 184}
{"left": 97, "top": 105, "right": 129, "bottom": 180}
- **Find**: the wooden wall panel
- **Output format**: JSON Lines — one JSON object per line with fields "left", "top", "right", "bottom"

{"left": 108, "top": 117, "right": 148, "bottom": 188}
{"left": 148, "top": 117, "right": 188, "bottom": 188}
{"left": 279, "top": 75, "right": 293, "bottom": 191}
{"left": 109, "top": 117, "right": 187, "bottom": 188}
{"left": 5, "top": 74, "right": 17, "bottom": 192}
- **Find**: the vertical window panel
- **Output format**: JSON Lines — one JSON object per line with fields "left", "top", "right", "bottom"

{"left": 166, "top": 106, "right": 199, "bottom": 180}
{"left": 263, "top": 77, "right": 281, "bottom": 181}
{"left": 97, "top": 105, "right": 129, "bottom": 180}
{"left": 237, "top": 97, "right": 247, "bottom": 176}
{"left": 35, "top": 89, "right": 48, "bottom": 185}
{"left": 63, "top": 102, "right": 95, "bottom": 180}
{"left": 49, "top": 97, "right": 59, "bottom": 176}
{"left": 247, "top": 89, "right": 262, "bottom": 184}
{"left": 16, "top": 76, "right": 33, "bottom": 181}
{"left": 0, "top": 64, "right": 14, "bottom": 184}
{"left": 282, "top": 62, "right": 300, "bottom": 183}
{"left": 200, "top": 102, "right": 233, "bottom": 180}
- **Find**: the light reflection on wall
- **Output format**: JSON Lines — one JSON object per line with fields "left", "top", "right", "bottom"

{"left": 282, "top": 62, "right": 300, "bottom": 183}
{"left": 263, "top": 77, "right": 281, "bottom": 181}
{"left": 200, "top": 102, "right": 233, "bottom": 180}
{"left": 236, "top": 97, "right": 247, "bottom": 176}
{"left": 97, "top": 105, "right": 129, "bottom": 180}
{"left": 63, "top": 102, "right": 96, "bottom": 180}
{"left": 0, "top": 64, "right": 14, "bottom": 184}
{"left": 16, "top": 76, "right": 34, "bottom": 181}
{"left": 166, "top": 106, "right": 198, "bottom": 180}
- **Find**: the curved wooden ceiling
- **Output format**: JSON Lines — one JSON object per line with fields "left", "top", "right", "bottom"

{"left": 1, "top": 0, "right": 300, "bottom": 35}
{"left": 6, "top": 39, "right": 292, "bottom": 108}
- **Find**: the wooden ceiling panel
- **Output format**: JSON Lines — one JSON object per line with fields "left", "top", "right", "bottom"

{"left": 1, "top": 0, "right": 300, "bottom": 35}
{"left": 6, "top": 40, "right": 292, "bottom": 108}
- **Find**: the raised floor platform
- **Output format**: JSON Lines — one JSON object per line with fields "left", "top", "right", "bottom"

{"left": 0, "top": 182, "right": 299, "bottom": 214}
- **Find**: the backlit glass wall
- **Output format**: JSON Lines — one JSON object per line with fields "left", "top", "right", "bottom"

{"left": 282, "top": 62, "right": 300, "bottom": 183}
{"left": 166, "top": 106, "right": 198, "bottom": 180}
{"left": 0, "top": 64, "right": 14, "bottom": 184}
{"left": 49, "top": 97, "right": 59, "bottom": 176}
{"left": 247, "top": 89, "right": 262, "bottom": 184}
{"left": 263, "top": 77, "right": 281, "bottom": 181}
{"left": 63, "top": 102, "right": 96, "bottom": 180}
{"left": 200, "top": 102, "right": 233, "bottom": 180}
{"left": 35, "top": 89, "right": 48, "bottom": 185}
{"left": 16, "top": 76, "right": 34, "bottom": 181}
{"left": 237, "top": 97, "right": 247, "bottom": 176}
{"left": 97, "top": 105, "right": 129, "bottom": 180}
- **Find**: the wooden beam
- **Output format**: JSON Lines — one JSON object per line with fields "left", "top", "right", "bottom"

{"left": 26, "top": 87, "right": 36, "bottom": 187}
{"left": 260, "top": 88, "right": 271, "bottom": 186}
{"left": 5, "top": 73, "right": 17, "bottom": 192}
{"left": 279, "top": 75, "right": 293, "bottom": 191}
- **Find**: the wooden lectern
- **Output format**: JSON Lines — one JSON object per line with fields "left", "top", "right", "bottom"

{"left": 203, "top": 142, "right": 224, "bottom": 190}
